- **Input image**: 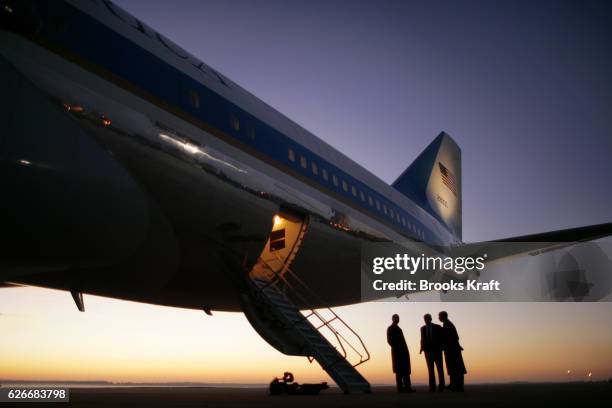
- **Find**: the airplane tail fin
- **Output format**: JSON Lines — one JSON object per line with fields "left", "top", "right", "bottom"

{"left": 392, "top": 132, "right": 462, "bottom": 240}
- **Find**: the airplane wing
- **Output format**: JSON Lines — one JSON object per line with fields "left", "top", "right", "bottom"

{"left": 493, "top": 222, "right": 612, "bottom": 243}
{"left": 437, "top": 223, "right": 612, "bottom": 302}
{"left": 448, "top": 222, "right": 612, "bottom": 262}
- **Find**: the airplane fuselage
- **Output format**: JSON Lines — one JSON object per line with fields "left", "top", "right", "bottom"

{"left": 1, "top": 0, "right": 457, "bottom": 311}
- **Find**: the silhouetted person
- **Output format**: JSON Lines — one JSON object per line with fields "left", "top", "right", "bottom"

{"left": 387, "top": 314, "right": 414, "bottom": 392}
{"left": 420, "top": 313, "right": 445, "bottom": 392}
{"left": 439, "top": 311, "right": 467, "bottom": 391}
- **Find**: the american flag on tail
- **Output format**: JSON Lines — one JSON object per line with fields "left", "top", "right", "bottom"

{"left": 438, "top": 162, "right": 457, "bottom": 196}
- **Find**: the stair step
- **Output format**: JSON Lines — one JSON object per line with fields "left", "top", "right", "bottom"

{"left": 272, "top": 302, "right": 297, "bottom": 311}
{"left": 317, "top": 353, "right": 340, "bottom": 362}
{"left": 337, "top": 372, "right": 365, "bottom": 380}
{"left": 302, "top": 331, "right": 324, "bottom": 338}
{"left": 305, "top": 338, "right": 330, "bottom": 347}
{"left": 264, "top": 297, "right": 294, "bottom": 308}
{"left": 308, "top": 342, "right": 336, "bottom": 351}
{"left": 261, "top": 291, "right": 288, "bottom": 301}
{"left": 263, "top": 292, "right": 287, "bottom": 302}
{"left": 316, "top": 346, "right": 339, "bottom": 354}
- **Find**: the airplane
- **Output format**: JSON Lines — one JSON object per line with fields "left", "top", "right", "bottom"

{"left": 1, "top": 0, "right": 611, "bottom": 393}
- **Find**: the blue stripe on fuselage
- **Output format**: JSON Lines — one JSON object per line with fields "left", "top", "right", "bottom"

{"left": 27, "top": 0, "right": 445, "bottom": 245}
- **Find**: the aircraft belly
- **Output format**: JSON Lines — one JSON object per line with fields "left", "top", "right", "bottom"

{"left": 0, "top": 45, "right": 276, "bottom": 310}
{"left": 0, "top": 32, "right": 384, "bottom": 311}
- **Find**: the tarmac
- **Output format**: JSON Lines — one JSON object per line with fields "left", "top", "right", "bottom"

{"left": 4, "top": 382, "right": 610, "bottom": 407}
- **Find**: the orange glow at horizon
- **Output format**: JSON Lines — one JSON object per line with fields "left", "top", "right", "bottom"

{"left": 1, "top": 287, "right": 611, "bottom": 385}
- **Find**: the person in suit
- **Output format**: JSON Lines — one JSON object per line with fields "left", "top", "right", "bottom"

{"left": 387, "top": 314, "right": 415, "bottom": 392}
{"left": 439, "top": 311, "right": 467, "bottom": 391}
{"left": 420, "top": 313, "right": 445, "bottom": 392}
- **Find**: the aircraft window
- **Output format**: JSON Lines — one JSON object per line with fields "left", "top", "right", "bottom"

{"left": 188, "top": 90, "right": 200, "bottom": 108}
{"left": 368, "top": 196, "right": 373, "bottom": 206}
{"left": 360, "top": 190, "right": 365, "bottom": 201}
{"left": 396, "top": 213, "right": 400, "bottom": 222}
{"left": 390, "top": 208, "right": 394, "bottom": 218}
{"left": 230, "top": 115, "right": 240, "bottom": 131}
{"left": 312, "top": 162, "right": 318, "bottom": 175}
{"left": 342, "top": 180, "right": 348, "bottom": 192}
{"left": 383, "top": 204, "right": 388, "bottom": 214}
{"left": 375, "top": 199, "right": 380, "bottom": 210}
{"left": 288, "top": 148, "right": 295, "bottom": 162}
{"left": 333, "top": 175, "right": 338, "bottom": 186}
{"left": 322, "top": 169, "right": 329, "bottom": 181}
{"left": 300, "top": 156, "right": 307, "bottom": 169}
{"left": 247, "top": 127, "right": 256, "bottom": 140}
{"left": 351, "top": 185, "right": 357, "bottom": 196}
{"left": 402, "top": 217, "right": 406, "bottom": 226}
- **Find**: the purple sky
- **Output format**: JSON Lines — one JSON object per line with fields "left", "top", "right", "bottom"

{"left": 2, "top": 1, "right": 612, "bottom": 385}
{"left": 114, "top": 0, "right": 612, "bottom": 241}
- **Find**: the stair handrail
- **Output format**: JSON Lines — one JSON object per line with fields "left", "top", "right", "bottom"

{"left": 260, "top": 253, "right": 371, "bottom": 367}
{"left": 257, "top": 259, "right": 350, "bottom": 363}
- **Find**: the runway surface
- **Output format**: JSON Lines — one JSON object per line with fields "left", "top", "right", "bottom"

{"left": 5, "top": 382, "right": 611, "bottom": 407}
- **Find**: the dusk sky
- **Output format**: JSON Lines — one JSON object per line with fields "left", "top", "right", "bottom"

{"left": 102, "top": 0, "right": 612, "bottom": 242}
{"left": 1, "top": 0, "right": 611, "bottom": 385}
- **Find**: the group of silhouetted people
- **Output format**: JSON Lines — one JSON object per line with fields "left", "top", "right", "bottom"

{"left": 387, "top": 311, "right": 466, "bottom": 393}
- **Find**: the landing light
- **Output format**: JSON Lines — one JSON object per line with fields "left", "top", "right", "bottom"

{"left": 273, "top": 215, "right": 282, "bottom": 227}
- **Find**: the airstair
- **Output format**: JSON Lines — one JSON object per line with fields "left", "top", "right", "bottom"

{"left": 241, "top": 213, "right": 371, "bottom": 394}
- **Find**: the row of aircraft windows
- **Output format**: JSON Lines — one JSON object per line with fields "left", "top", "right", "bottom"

{"left": 287, "top": 148, "right": 425, "bottom": 238}
{"left": 185, "top": 93, "right": 257, "bottom": 141}
{"left": 103, "top": 1, "right": 426, "bottom": 241}
{"left": 188, "top": 90, "right": 259, "bottom": 143}
{"left": 211, "top": 109, "right": 425, "bottom": 239}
